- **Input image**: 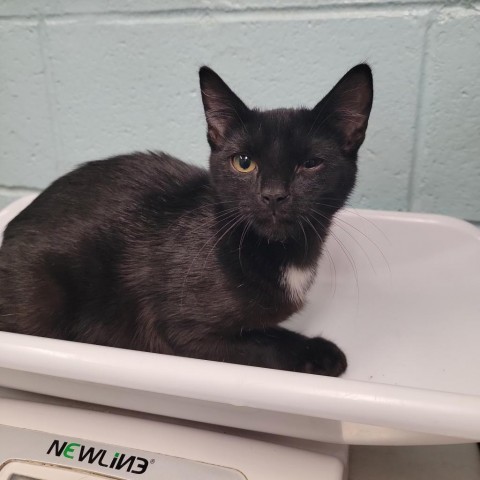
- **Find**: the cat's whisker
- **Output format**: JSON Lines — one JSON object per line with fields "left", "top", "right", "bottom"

{"left": 298, "top": 217, "right": 309, "bottom": 262}
{"left": 309, "top": 202, "right": 391, "bottom": 275}
{"left": 202, "top": 214, "right": 246, "bottom": 270}
{"left": 213, "top": 208, "right": 242, "bottom": 220}
{"left": 311, "top": 212, "right": 363, "bottom": 300}
{"left": 333, "top": 215, "right": 391, "bottom": 276}
{"left": 313, "top": 214, "right": 359, "bottom": 281}
{"left": 309, "top": 214, "right": 360, "bottom": 312}
{"left": 324, "top": 246, "right": 338, "bottom": 299}
{"left": 301, "top": 216, "right": 337, "bottom": 298}
{"left": 310, "top": 208, "right": 377, "bottom": 275}
{"left": 302, "top": 215, "right": 324, "bottom": 243}
{"left": 238, "top": 218, "right": 253, "bottom": 273}
{"left": 311, "top": 200, "right": 390, "bottom": 243}
{"left": 342, "top": 205, "right": 391, "bottom": 244}
{"left": 169, "top": 201, "right": 239, "bottom": 231}
{"left": 186, "top": 208, "right": 240, "bottom": 234}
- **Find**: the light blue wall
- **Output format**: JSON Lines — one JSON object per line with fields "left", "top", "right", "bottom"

{"left": 1, "top": 0, "right": 479, "bottom": 220}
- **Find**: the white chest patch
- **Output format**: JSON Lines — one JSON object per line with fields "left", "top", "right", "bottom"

{"left": 281, "top": 265, "right": 316, "bottom": 304}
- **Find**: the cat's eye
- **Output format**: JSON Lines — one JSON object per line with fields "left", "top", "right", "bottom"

{"left": 231, "top": 154, "right": 257, "bottom": 173}
{"left": 302, "top": 158, "right": 324, "bottom": 169}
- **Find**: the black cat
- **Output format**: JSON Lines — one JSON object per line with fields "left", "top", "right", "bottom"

{"left": 0, "top": 64, "right": 373, "bottom": 376}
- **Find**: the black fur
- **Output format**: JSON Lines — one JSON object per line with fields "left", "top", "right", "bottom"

{"left": 0, "top": 65, "right": 373, "bottom": 376}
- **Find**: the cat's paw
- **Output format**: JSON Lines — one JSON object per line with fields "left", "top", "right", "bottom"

{"left": 298, "top": 337, "right": 347, "bottom": 377}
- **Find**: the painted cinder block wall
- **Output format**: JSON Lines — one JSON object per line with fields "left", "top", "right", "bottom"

{"left": 1, "top": 0, "right": 479, "bottom": 221}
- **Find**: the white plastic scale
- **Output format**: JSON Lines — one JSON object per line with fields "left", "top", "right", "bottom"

{"left": 0, "top": 195, "right": 479, "bottom": 480}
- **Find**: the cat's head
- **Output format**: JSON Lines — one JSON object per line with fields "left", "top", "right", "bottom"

{"left": 200, "top": 65, "right": 373, "bottom": 242}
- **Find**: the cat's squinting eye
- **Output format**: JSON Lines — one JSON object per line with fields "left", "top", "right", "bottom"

{"left": 302, "top": 158, "right": 324, "bottom": 169}
{"left": 231, "top": 154, "right": 257, "bottom": 173}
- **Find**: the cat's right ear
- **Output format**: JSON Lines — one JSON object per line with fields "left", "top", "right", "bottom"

{"left": 199, "top": 67, "right": 249, "bottom": 150}
{"left": 312, "top": 64, "right": 373, "bottom": 155}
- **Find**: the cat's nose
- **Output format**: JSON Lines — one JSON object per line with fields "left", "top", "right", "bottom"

{"left": 261, "top": 190, "right": 290, "bottom": 206}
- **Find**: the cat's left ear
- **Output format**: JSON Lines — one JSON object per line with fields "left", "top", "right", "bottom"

{"left": 312, "top": 64, "right": 373, "bottom": 155}
{"left": 199, "top": 66, "right": 249, "bottom": 150}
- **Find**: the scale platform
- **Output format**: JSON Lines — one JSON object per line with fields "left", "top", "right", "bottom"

{"left": 0, "top": 195, "right": 479, "bottom": 450}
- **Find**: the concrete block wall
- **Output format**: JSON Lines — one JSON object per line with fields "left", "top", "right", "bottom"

{"left": 1, "top": 0, "right": 479, "bottom": 221}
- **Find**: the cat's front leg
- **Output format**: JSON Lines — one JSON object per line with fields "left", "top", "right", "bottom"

{"left": 233, "top": 327, "right": 347, "bottom": 377}
{"left": 296, "top": 336, "right": 348, "bottom": 376}
{"left": 170, "top": 326, "right": 347, "bottom": 377}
